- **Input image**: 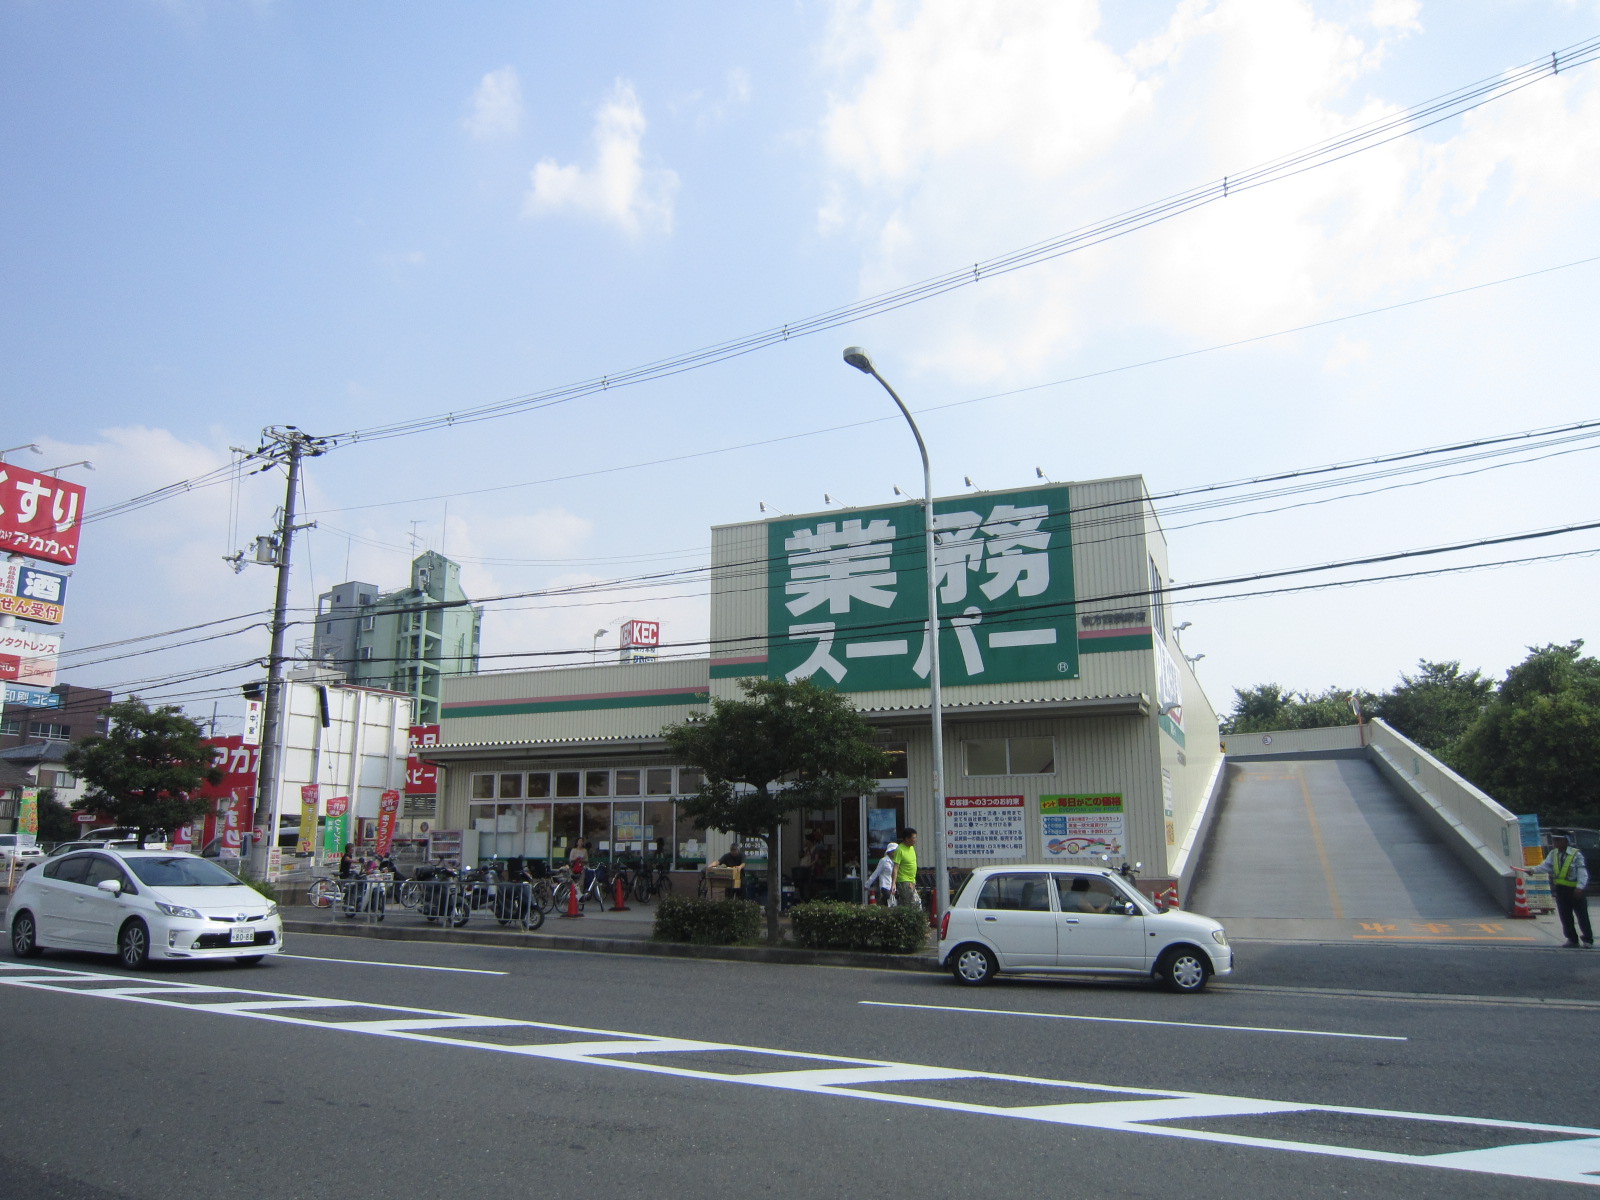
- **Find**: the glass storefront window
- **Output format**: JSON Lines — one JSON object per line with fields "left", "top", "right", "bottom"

{"left": 522, "top": 804, "right": 551, "bottom": 863}
{"left": 585, "top": 770, "right": 611, "bottom": 797}
{"left": 642, "top": 800, "right": 675, "bottom": 863}
{"left": 678, "top": 767, "right": 704, "bottom": 794}
{"left": 498, "top": 773, "right": 523, "bottom": 799}
{"left": 878, "top": 743, "right": 908, "bottom": 779}
{"left": 471, "top": 774, "right": 495, "bottom": 800}
{"left": 552, "top": 803, "right": 581, "bottom": 863}
{"left": 527, "top": 772, "right": 551, "bottom": 799}
{"left": 556, "top": 771, "right": 581, "bottom": 798}
{"left": 646, "top": 767, "right": 674, "bottom": 795}
{"left": 582, "top": 802, "right": 613, "bottom": 858}
{"left": 614, "top": 769, "right": 641, "bottom": 796}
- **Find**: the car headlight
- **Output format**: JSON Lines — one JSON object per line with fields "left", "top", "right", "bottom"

{"left": 155, "top": 901, "right": 204, "bottom": 920}
{"left": 1211, "top": 929, "right": 1229, "bottom": 947}
{"left": 265, "top": 902, "right": 279, "bottom": 918}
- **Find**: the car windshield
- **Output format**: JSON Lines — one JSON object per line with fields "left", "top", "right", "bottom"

{"left": 126, "top": 856, "right": 245, "bottom": 888}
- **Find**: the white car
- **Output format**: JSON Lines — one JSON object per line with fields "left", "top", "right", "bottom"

{"left": 938, "top": 864, "right": 1232, "bottom": 992}
{"left": 0, "top": 834, "right": 44, "bottom": 868}
{"left": 8, "top": 848, "right": 283, "bottom": 968}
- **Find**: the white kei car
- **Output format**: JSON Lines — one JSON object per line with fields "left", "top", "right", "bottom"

{"left": 9, "top": 848, "right": 283, "bottom": 968}
{"left": 938, "top": 864, "right": 1232, "bottom": 992}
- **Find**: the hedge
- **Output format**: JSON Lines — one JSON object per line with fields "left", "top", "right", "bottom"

{"left": 788, "top": 901, "right": 928, "bottom": 954}
{"left": 653, "top": 896, "right": 764, "bottom": 945}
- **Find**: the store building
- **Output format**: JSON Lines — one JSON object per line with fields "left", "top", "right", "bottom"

{"left": 427, "top": 476, "right": 1223, "bottom": 899}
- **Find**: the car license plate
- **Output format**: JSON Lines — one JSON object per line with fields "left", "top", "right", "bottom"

{"left": 229, "top": 926, "right": 254, "bottom": 944}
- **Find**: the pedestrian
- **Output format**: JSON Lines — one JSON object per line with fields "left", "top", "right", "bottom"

{"left": 891, "top": 827, "right": 920, "bottom": 909}
{"left": 1517, "top": 831, "right": 1593, "bottom": 948}
{"left": 715, "top": 841, "right": 745, "bottom": 898}
{"left": 338, "top": 843, "right": 355, "bottom": 880}
{"left": 793, "top": 829, "right": 824, "bottom": 902}
{"left": 866, "top": 841, "right": 897, "bottom": 905}
{"left": 568, "top": 837, "right": 588, "bottom": 882}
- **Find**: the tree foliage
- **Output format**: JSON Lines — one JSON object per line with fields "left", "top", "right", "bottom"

{"left": 62, "top": 697, "right": 220, "bottom": 845}
{"left": 1453, "top": 642, "right": 1600, "bottom": 829}
{"left": 1220, "top": 684, "right": 1373, "bottom": 735}
{"left": 1374, "top": 660, "right": 1494, "bottom": 760}
{"left": 662, "top": 677, "right": 887, "bottom": 943}
{"left": 35, "top": 788, "right": 77, "bottom": 844}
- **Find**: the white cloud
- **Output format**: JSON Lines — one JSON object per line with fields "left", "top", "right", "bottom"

{"left": 524, "top": 80, "right": 679, "bottom": 236}
{"left": 814, "top": 0, "right": 1597, "bottom": 383}
{"left": 464, "top": 66, "right": 524, "bottom": 141}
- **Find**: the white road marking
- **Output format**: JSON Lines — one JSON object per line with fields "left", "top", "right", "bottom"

{"left": 281, "top": 954, "right": 507, "bottom": 975}
{"left": 2, "top": 962, "right": 1594, "bottom": 1186}
{"left": 860, "top": 999, "right": 1406, "bottom": 1041}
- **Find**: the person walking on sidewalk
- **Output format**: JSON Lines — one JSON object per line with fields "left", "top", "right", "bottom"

{"left": 891, "top": 827, "right": 919, "bottom": 909}
{"left": 1517, "top": 831, "right": 1592, "bottom": 948}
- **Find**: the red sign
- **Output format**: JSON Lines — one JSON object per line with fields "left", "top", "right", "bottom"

{"left": 406, "top": 724, "right": 440, "bottom": 795}
{"left": 200, "top": 736, "right": 259, "bottom": 801}
{"left": 621, "top": 620, "right": 659, "bottom": 647}
{"left": 0, "top": 466, "right": 86, "bottom": 565}
{"left": 74, "top": 812, "right": 96, "bottom": 825}
{"left": 0, "top": 655, "right": 16, "bottom": 681}
{"left": 375, "top": 790, "right": 400, "bottom": 856}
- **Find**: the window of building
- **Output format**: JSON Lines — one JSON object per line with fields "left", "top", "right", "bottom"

{"left": 30, "top": 723, "right": 70, "bottom": 741}
{"left": 585, "top": 770, "right": 611, "bottom": 797}
{"left": 526, "top": 772, "right": 550, "bottom": 799}
{"left": 963, "top": 736, "right": 1055, "bottom": 776}
{"left": 358, "top": 647, "right": 374, "bottom": 660}
{"left": 614, "top": 769, "right": 641, "bottom": 796}
{"left": 877, "top": 742, "right": 908, "bottom": 779}
{"left": 498, "top": 773, "right": 523, "bottom": 800}
{"left": 38, "top": 770, "right": 76, "bottom": 789}
{"left": 555, "top": 771, "right": 581, "bottom": 798}
{"left": 471, "top": 774, "right": 496, "bottom": 800}
{"left": 361, "top": 615, "right": 375, "bottom": 632}
{"left": 677, "top": 767, "right": 703, "bottom": 795}
{"left": 646, "top": 767, "right": 674, "bottom": 795}
{"left": 0, "top": 718, "right": 19, "bottom": 736}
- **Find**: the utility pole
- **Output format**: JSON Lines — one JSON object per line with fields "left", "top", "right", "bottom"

{"left": 247, "top": 427, "right": 327, "bottom": 877}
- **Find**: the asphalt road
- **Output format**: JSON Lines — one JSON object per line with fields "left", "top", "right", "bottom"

{"left": 1, "top": 934, "right": 1596, "bottom": 1199}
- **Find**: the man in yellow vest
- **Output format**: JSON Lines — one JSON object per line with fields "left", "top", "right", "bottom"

{"left": 1517, "top": 831, "right": 1592, "bottom": 948}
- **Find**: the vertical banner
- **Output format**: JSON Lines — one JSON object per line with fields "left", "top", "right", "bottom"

{"left": 323, "top": 795, "right": 349, "bottom": 859}
{"left": 375, "top": 790, "right": 400, "bottom": 857}
{"left": 406, "top": 724, "right": 440, "bottom": 794}
{"left": 18, "top": 787, "right": 39, "bottom": 836}
{"left": 241, "top": 700, "right": 263, "bottom": 747}
{"left": 298, "top": 784, "right": 320, "bottom": 856}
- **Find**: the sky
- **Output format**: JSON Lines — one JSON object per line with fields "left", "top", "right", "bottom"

{"left": 3, "top": 0, "right": 1598, "bottom": 736}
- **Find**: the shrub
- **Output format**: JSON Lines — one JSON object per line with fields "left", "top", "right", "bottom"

{"left": 788, "top": 901, "right": 928, "bottom": 953}
{"left": 238, "top": 871, "right": 280, "bottom": 905}
{"left": 654, "top": 896, "right": 763, "bottom": 945}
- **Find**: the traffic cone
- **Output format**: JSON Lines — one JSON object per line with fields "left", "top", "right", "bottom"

{"left": 1160, "top": 884, "right": 1181, "bottom": 910}
{"left": 1509, "top": 872, "right": 1533, "bottom": 919}
{"left": 612, "top": 872, "right": 631, "bottom": 911}
{"left": 867, "top": 887, "right": 877, "bottom": 905}
{"left": 561, "top": 878, "right": 582, "bottom": 919}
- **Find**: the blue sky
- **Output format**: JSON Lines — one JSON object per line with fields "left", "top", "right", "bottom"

{"left": 3, "top": 0, "right": 1598, "bottom": 733}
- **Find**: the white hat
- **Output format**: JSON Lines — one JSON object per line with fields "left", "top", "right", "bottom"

{"left": 883, "top": 842, "right": 898, "bottom": 854}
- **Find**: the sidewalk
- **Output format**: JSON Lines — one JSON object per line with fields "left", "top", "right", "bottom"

{"left": 282, "top": 900, "right": 942, "bottom": 971}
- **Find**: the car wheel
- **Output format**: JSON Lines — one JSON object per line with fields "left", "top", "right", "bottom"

{"left": 234, "top": 955, "right": 264, "bottom": 966}
{"left": 1156, "top": 946, "right": 1210, "bottom": 993}
{"left": 949, "top": 943, "right": 997, "bottom": 986}
{"left": 118, "top": 920, "right": 151, "bottom": 970}
{"left": 10, "top": 910, "right": 42, "bottom": 958}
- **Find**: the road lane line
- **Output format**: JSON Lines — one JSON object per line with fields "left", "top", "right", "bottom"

{"left": 858, "top": 1000, "right": 1406, "bottom": 1041}
{"left": 282, "top": 954, "right": 506, "bottom": 975}
{"left": 1297, "top": 766, "right": 1345, "bottom": 919}
{"left": 1, "top": 963, "right": 1594, "bottom": 1187}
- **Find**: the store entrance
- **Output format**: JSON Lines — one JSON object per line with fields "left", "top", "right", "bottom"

{"left": 812, "top": 789, "right": 904, "bottom": 903}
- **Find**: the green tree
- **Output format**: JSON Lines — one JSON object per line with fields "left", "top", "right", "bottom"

{"left": 1221, "top": 684, "right": 1373, "bottom": 734}
{"left": 1370, "top": 659, "right": 1495, "bottom": 760}
{"left": 35, "top": 788, "right": 77, "bottom": 844}
{"left": 63, "top": 697, "right": 220, "bottom": 846}
{"left": 1453, "top": 642, "right": 1600, "bottom": 829}
{"left": 662, "top": 677, "right": 887, "bottom": 944}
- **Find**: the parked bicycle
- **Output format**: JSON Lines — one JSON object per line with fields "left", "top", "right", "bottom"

{"left": 632, "top": 860, "right": 673, "bottom": 903}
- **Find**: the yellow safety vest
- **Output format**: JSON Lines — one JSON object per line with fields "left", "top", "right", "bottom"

{"left": 1553, "top": 848, "right": 1582, "bottom": 889}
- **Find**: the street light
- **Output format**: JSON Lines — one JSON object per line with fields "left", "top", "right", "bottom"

{"left": 40, "top": 460, "right": 93, "bottom": 475}
{"left": 842, "top": 346, "right": 950, "bottom": 919}
{"left": 0, "top": 444, "right": 42, "bottom": 462}
{"left": 592, "top": 628, "right": 609, "bottom": 663}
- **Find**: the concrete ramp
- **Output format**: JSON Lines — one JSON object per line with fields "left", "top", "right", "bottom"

{"left": 1187, "top": 759, "right": 1548, "bottom": 944}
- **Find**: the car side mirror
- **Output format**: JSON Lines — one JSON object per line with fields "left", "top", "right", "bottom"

{"left": 1118, "top": 900, "right": 1138, "bottom": 916}
{"left": 96, "top": 878, "right": 123, "bottom": 896}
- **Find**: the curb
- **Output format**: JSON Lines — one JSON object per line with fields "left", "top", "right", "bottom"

{"left": 282, "top": 918, "right": 941, "bottom": 972}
